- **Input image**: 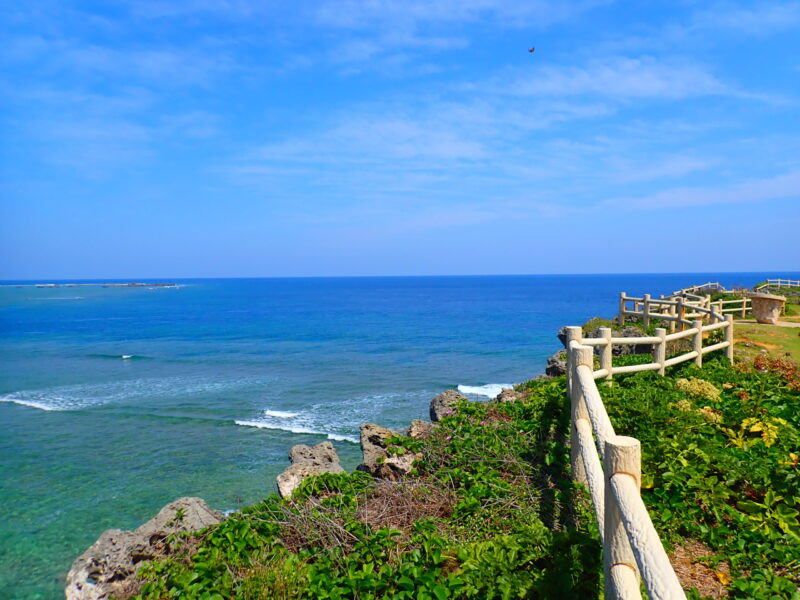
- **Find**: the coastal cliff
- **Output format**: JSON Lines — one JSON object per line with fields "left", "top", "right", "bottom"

{"left": 65, "top": 319, "right": 800, "bottom": 599}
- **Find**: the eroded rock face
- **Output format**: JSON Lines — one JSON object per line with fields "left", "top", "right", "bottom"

{"left": 407, "top": 419, "right": 434, "bottom": 439}
{"left": 276, "top": 441, "right": 345, "bottom": 499}
{"left": 584, "top": 325, "right": 651, "bottom": 356}
{"left": 65, "top": 497, "right": 222, "bottom": 600}
{"left": 496, "top": 388, "right": 523, "bottom": 403}
{"left": 545, "top": 350, "right": 567, "bottom": 377}
{"left": 357, "top": 423, "right": 419, "bottom": 478}
{"left": 429, "top": 390, "right": 466, "bottom": 422}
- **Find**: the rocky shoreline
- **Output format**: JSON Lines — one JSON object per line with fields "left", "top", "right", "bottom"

{"left": 64, "top": 318, "right": 649, "bottom": 599}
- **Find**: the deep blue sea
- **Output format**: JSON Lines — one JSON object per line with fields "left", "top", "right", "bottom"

{"left": 1, "top": 273, "right": 794, "bottom": 599}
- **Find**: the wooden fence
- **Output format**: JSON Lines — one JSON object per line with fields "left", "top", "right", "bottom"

{"left": 563, "top": 296, "right": 735, "bottom": 599}
{"left": 617, "top": 292, "right": 750, "bottom": 332}
{"left": 672, "top": 281, "right": 724, "bottom": 295}
{"left": 756, "top": 278, "right": 800, "bottom": 290}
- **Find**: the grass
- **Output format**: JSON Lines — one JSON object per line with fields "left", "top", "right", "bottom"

{"left": 734, "top": 322, "right": 800, "bottom": 363}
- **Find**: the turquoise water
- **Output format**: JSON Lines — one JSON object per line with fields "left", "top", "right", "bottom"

{"left": 0, "top": 274, "right": 792, "bottom": 599}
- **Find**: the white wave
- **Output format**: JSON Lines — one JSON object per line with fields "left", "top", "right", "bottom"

{"left": 0, "top": 375, "right": 276, "bottom": 412}
{"left": 121, "top": 355, "right": 133, "bottom": 359}
{"left": 234, "top": 420, "right": 358, "bottom": 443}
{"left": 457, "top": 383, "right": 513, "bottom": 399}
{"left": 263, "top": 409, "right": 299, "bottom": 418}
{"left": 327, "top": 432, "right": 360, "bottom": 443}
{"left": 0, "top": 397, "right": 60, "bottom": 411}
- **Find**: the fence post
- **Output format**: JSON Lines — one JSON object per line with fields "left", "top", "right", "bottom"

{"left": 725, "top": 315, "right": 734, "bottom": 364}
{"left": 618, "top": 292, "right": 626, "bottom": 327}
{"left": 741, "top": 299, "right": 746, "bottom": 319}
{"left": 600, "top": 327, "right": 613, "bottom": 385}
{"left": 604, "top": 435, "right": 641, "bottom": 600}
{"left": 669, "top": 303, "right": 676, "bottom": 333}
{"left": 643, "top": 294, "right": 651, "bottom": 329}
{"left": 564, "top": 326, "right": 582, "bottom": 399}
{"left": 678, "top": 297, "right": 685, "bottom": 331}
{"left": 693, "top": 319, "right": 703, "bottom": 367}
{"left": 655, "top": 327, "right": 666, "bottom": 376}
{"left": 569, "top": 342, "right": 592, "bottom": 486}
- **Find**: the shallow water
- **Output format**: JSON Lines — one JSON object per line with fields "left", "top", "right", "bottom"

{"left": 0, "top": 273, "right": 790, "bottom": 598}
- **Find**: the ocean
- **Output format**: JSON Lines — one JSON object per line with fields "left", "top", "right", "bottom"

{"left": 0, "top": 273, "right": 792, "bottom": 599}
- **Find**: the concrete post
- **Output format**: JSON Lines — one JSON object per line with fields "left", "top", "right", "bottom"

{"left": 570, "top": 343, "right": 593, "bottom": 486}
{"left": 678, "top": 297, "right": 685, "bottom": 332}
{"left": 600, "top": 327, "right": 613, "bottom": 385}
{"left": 618, "top": 292, "right": 626, "bottom": 327}
{"left": 655, "top": 327, "right": 666, "bottom": 376}
{"left": 725, "top": 315, "right": 734, "bottom": 364}
{"left": 643, "top": 294, "right": 651, "bottom": 329}
{"left": 604, "top": 435, "right": 641, "bottom": 600}
{"left": 693, "top": 319, "right": 703, "bottom": 367}
{"left": 564, "top": 326, "right": 583, "bottom": 398}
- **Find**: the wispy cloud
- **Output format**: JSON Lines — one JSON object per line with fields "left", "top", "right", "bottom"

{"left": 693, "top": 2, "right": 800, "bottom": 35}
{"left": 496, "top": 56, "right": 730, "bottom": 99}
{"left": 603, "top": 169, "right": 800, "bottom": 209}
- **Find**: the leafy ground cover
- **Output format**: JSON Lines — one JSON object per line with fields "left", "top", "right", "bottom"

{"left": 132, "top": 377, "right": 601, "bottom": 600}
{"left": 130, "top": 352, "right": 800, "bottom": 599}
{"left": 600, "top": 353, "right": 800, "bottom": 599}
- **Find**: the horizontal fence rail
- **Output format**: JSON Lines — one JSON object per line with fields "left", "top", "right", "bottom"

{"left": 756, "top": 278, "right": 800, "bottom": 290}
{"left": 562, "top": 288, "right": 738, "bottom": 599}
{"left": 617, "top": 291, "right": 750, "bottom": 331}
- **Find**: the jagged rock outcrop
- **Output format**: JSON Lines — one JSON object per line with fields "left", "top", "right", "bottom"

{"left": 585, "top": 325, "right": 649, "bottom": 356}
{"left": 429, "top": 389, "right": 467, "bottom": 422}
{"left": 496, "top": 388, "right": 523, "bottom": 403}
{"left": 545, "top": 350, "right": 568, "bottom": 377}
{"left": 407, "top": 419, "right": 434, "bottom": 439}
{"left": 65, "top": 497, "right": 222, "bottom": 600}
{"left": 357, "top": 423, "right": 420, "bottom": 478}
{"left": 277, "top": 441, "right": 345, "bottom": 499}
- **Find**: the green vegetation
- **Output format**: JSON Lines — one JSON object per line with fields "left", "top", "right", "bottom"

{"left": 131, "top": 353, "right": 800, "bottom": 599}
{"left": 600, "top": 354, "right": 800, "bottom": 599}
{"left": 134, "top": 378, "right": 601, "bottom": 600}
{"left": 735, "top": 322, "right": 800, "bottom": 363}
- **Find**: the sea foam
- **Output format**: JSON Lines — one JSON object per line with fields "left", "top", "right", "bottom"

{"left": 457, "top": 383, "right": 513, "bottom": 399}
{"left": 263, "top": 409, "right": 299, "bottom": 418}
{"left": 234, "top": 419, "right": 358, "bottom": 443}
{"left": 0, "top": 376, "right": 276, "bottom": 412}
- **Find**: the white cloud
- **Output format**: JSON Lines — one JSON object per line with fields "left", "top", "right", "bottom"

{"left": 603, "top": 169, "right": 800, "bottom": 209}
{"left": 314, "top": 0, "right": 606, "bottom": 29}
{"left": 694, "top": 2, "right": 800, "bottom": 35}
{"left": 498, "top": 56, "right": 729, "bottom": 99}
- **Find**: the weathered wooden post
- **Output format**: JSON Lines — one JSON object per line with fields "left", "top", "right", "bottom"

{"left": 643, "top": 294, "right": 651, "bottom": 329}
{"left": 693, "top": 319, "right": 703, "bottom": 367}
{"left": 669, "top": 303, "right": 676, "bottom": 333}
{"left": 618, "top": 292, "right": 626, "bottom": 326}
{"left": 569, "top": 340, "right": 592, "bottom": 486}
{"left": 678, "top": 296, "right": 685, "bottom": 331}
{"left": 725, "top": 315, "right": 734, "bottom": 364}
{"left": 655, "top": 327, "right": 667, "bottom": 376}
{"left": 600, "top": 327, "right": 613, "bottom": 385}
{"left": 604, "top": 436, "right": 641, "bottom": 600}
{"left": 741, "top": 299, "right": 746, "bottom": 319}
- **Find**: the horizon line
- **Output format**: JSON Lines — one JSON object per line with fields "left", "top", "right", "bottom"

{"left": 2, "top": 270, "right": 799, "bottom": 283}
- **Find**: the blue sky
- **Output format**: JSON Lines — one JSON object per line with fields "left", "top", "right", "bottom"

{"left": 1, "top": 0, "right": 799, "bottom": 278}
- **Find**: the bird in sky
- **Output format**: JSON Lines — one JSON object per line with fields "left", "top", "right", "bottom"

{"left": 528, "top": 47, "right": 535, "bottom": 53}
